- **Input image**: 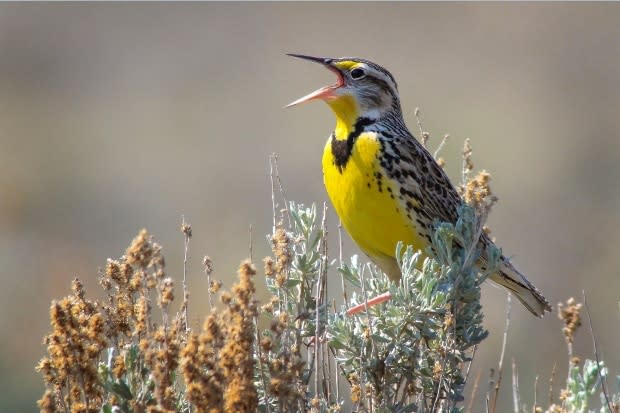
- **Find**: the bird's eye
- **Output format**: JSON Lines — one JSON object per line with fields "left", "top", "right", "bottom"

{"left": 350, "top": 68, "right": 366, "bottom": 80}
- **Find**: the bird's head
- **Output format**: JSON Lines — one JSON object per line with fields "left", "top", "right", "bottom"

{"left": 287, "top": 54, "right": 401, "bottom": 136}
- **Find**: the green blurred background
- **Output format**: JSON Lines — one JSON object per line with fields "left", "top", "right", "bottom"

{"left": 1, "top": 3, "right": 619, "bottom": 411}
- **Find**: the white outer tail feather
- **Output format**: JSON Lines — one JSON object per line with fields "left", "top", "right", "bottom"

{"left": 489, "top": 263, "right": 551, "bottom": 317}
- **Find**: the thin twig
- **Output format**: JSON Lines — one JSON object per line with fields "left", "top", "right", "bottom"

{"left": 332, "top": 298, "right": 340, "bottom": 403}
{"left": 491, "top": 293, "right": 512, "bottom": 412}
{"left": 269, "top": 154, "right": 277, "bottom": 234}
{"left": 327, "top": 343, "right": 354, "bottom": 410}
{"left": 533, "top": 375, "right": 539, "bottom": 413}
{"left": 254, "top": 315, "right": 272, "bottom": 413}
{"left": 181, "top": 216, "right": 191, "bottom": 333}
{"left": 565, "top": 329, "right": 574, "bottom": 382}
{"left": 461, "top": 138, "right": 473, "bottom": 186}
{"left": 432, "top": 311, "right": 457, "bottom": 412}
{"left": 314, "top": 203, "right": 328, "bottom": 399}
{"left": 358, "top": 266, "right": 376, "bottom": 345}
{"left": 322, "top": 330, "right": 330, "bottom": 403}
{"left": 433, "top": 134, "right": 450, "bottom": 160}
{"left": 397, "top": 375, "right": 411, "bottom": 408}
{"left": 338, "top": 221, "right": 348, "bottom": 303}
{"left": 511, "top": 357, "right": 520, "bottom": 413}
{"left": 203, "top": 256, "right": 214, "bottom": 310}
{"left": 249, "top": 224, "right": 253, "bottom": 262}
{"left": 548, "top": 362, "right": 557, "bottom": 407}
{"left": 415, "top": 107, "right": 430, "bottom": 147}
{"left": 465, "top": 345, "right": 478, "bottom": 383}
{"left": 357, "top": 264, "right": 376, "bottom": 411}
{"left": 320, "top": 203, "right": 329, "bottom": 400}
{"left": 583, "top": 290, "right": 613, "bottom": 412}
{"left": 272, "top": 153, "right": 292, "bottom": 228}
{"left": 486, "top": 368, "right": 495, "bottom": 413}
{"left": 432, "top": 360, "right": 446, "bottom": 412}
{"left": 462, "top": 345, "right": 480, "bottom": 412}
{"left": 467, "top": 369, "right": 482, "bottom": 413}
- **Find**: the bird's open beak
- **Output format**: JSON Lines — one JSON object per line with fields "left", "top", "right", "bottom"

{"left": 286, "top": 54, "right": 344, "bottom": 108}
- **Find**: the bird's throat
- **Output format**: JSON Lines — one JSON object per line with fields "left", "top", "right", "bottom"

{"left": 326, "top": 94, "right": 376, "bottom": 172}
{"left": 327, "top": 95, "right": 359, "bottom": 140}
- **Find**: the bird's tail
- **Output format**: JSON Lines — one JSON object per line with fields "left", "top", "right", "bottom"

{"left": 489, "top": 263, "right": 552, "bottom": 317}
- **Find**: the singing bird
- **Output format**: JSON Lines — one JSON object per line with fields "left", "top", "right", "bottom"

{"left": 287, "top": 54, "right": 551, "bottom": 317}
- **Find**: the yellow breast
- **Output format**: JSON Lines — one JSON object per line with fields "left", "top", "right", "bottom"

{"left": 322, "top": 132, "right": 426, "bottom": 278}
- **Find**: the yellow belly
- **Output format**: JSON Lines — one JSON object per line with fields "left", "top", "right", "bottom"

{"left": 322, "top": 132, "right": 426, "bottom": 279}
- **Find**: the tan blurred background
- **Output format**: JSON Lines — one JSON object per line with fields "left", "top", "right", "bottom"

{"left": 1, "top": 3, "right": 619, "bottom": 411}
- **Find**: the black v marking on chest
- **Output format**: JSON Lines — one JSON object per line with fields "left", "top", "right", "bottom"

{"left": 331, "top": 117, "right": 375, "bottom": 173}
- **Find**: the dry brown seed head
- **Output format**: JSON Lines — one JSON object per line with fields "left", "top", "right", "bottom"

{"left": 134, "top": 297, "right": 148, "bottom": 335}
{"left": 99, "top": 276, "right": 112, "bottom": 290}
{"left": 272, "top": 227, "right": 291, "bottom": 274}
{"left": 350, "top": 383, "right": 361, "bottom": 403}
{"left": 71, "top": 278, "right": 85, "bottom": 299}
{"left": 209, "top": 279, "right": 222, "bottom": 294}
{"left": 181, "top": 222, "right": 192, "bottom": 238}
{"left": 348, "top": 372, "right": 359, "bottom": 384}
{"left": 558, "top": 298, "right": 582, "bottom": 344}
{"left": 155, "top": 268, "right": 165, "bottom": 280}
{"left": 139, "top": 338, "right": 150, "bottom": 352}
{"left": 260, "top": 337, "right": 272, "bottom": 353}
{"left": 363, "top": 327, "right": 370, "bottom": 340}
{"left": 86, "top": 313, "right": 105, "bottom": 340}
{"left": 203, "top": 255, "right": 214, "bottom": 274}
{"left": 125, "top": 229, "right": 153, "bottom": 267}
{"left": 120, "top": 263, "right": 133, "bottom": 283}
{"left": 146, "top": 273, "right": 157, "bottom": 289}
{"left": 278, "top": 313, "right": 289, "bottom": 324}
{"left": 261, "top": 302, "right": 274, "bottom": 314}
{"left": 270, "top": 319, "right": 284, "bottom": 335}
{"left": 106, "top": 259, "right": 122, "bottom": 283}
{"left": 432, "top": 360, "right": 443, "bottom": 380}
{"left": 220, "top": 292, "right": 232, "bottom": 305}
{"left": 464, "top": 170, "right": 494, "bottom": 209}
{"left": 271, "top": 359, "right": 283, "bottom": 373}
{"left": 129, "top": 271, "right": 143, "bottom": 292}
{"left": 275, "top": 273, "right": 287, "bottom": 288}
{"left": 263, "top": 256, "right": 275, "bottom": 278}
{"left": 159, "top": 278, "right": 174, "bottom": 306}
{"left": 462, "top": 138, "right": 474, "bottom": 173}
{"left": 113, "top": 354, "right": 126, "bottom": 378}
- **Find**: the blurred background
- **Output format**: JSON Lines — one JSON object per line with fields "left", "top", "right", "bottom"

{"left": 1, "top": 3, "right": 619, "bottom": 411}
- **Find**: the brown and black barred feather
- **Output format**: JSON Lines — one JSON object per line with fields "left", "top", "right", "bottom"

{"left": 357, "top": 106, "right": 551, "bottom": 316}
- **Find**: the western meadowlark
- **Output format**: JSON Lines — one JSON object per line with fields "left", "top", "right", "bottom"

{"left": 287, "top": 54, "right": 551, "bottom": 317}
